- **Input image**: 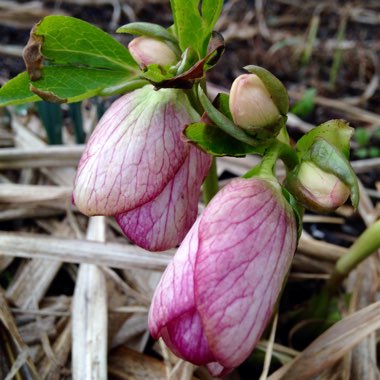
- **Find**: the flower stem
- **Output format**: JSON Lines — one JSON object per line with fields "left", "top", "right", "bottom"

{"left": 202, "top": 157, "right": 219, "bottom": 205}
{"left": 328, "top": 220, "right": 380, "bottom": 291}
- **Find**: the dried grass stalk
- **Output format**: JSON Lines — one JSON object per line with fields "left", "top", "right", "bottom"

{"left": 0, "top": 291, "right": 40, "bottom": 379}
{"left": 72, "top": 216, "right": 108, "bottom": 380}
{"left": 6, "top": 259, "right": 62, "bottom": 309}
{"left": 0, "top": 232, "right": 172, "bottom": 270}
{"left": 268, "top": 301, "right": 380, "bottom": 380}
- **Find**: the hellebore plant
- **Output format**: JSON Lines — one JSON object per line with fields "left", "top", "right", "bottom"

{"left": 0, "top": 0, "right": 361, "bottom": 377}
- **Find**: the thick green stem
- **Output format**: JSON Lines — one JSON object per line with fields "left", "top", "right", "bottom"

{"left": 328, "top": 220, "right": 380, "bottom": 291}
{"left": 202, "top": 157, "right": 219, "bottom": 205}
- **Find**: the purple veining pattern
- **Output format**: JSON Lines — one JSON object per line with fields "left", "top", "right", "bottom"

{"left": 115, "top": 146, "right": 211, "bottom": 251}
{"left": 73, "top": 85, "right": 197, "bottom": 216}
{"left": 149, "top": 178, "right": 297, "bottom": 376}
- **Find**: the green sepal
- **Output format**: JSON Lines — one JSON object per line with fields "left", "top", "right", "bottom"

{"left": 297, "top": 119, "right": 353, "bottom": 159}
{"left": 244, "top": 65, "right": 289, "bottom": 115}
{"left": 307, "top": 138, "right": 359, "bottom": 208}
{"left": 281, "top": 186, "right": 304, "bottom": 240}
{"left": 141, "top": 64, "right": 174, "bottom": 83}
{"left": 116, "top": 22, "right": 178, "bottom": 44}
{"left": 0, "top": 72, "right": 41, "bottom": 107}
{"left": 183, "top": 122, "right": 266, "bottom": 157}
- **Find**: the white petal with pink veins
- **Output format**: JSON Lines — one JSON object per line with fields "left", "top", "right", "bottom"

{"left": 194, "top": 178, "right": 297, "bottom": 368}
{"left": 116, "top": 147, "right": 211, "bottom": 251}
{"left": 73, "top": 85, "right": 198, "bottom": 216}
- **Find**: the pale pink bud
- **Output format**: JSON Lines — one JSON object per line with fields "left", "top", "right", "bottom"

{"left": 295, "top": 162, "right": 350, "bottom": 212}
{"left": 128, "top": 36, "right": 177, "bottom": 68}
{"left": 149, "top": 178, "right": 297, "bottom": 375}
{"left": 73, "top": 85, "right": 211, "bottom": 251}
{"left": 229, "top": 74, "right": 279, "bottom": 131}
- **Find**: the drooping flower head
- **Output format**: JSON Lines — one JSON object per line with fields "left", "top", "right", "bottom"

{"left": 73, "top": 85, "right": 211, "bottom": 251}
{"left": 149, "top": 177, "right": 297, "bottom": 376}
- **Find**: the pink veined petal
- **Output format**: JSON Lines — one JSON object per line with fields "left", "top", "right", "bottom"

{"left": 159, "top": 309, "right": 215, "bottom": 365}
{"left": 194, "top": 178, "right": 297, "bottom": 368}
{"left": 73, "top": 85, "right": 197, "bottom": 216}
{"left": 148, "top": 218, "right": 200, "bottom": 338}
{"left": 148, "top": 218, "right": 216, "bottom": 364}
{"left": 115, "top": 147, "right": 211, "bottom": 251}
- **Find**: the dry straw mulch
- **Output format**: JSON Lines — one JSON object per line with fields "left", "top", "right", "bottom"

{"left": 1, "top": 1, "right": 380, "bottom": 380}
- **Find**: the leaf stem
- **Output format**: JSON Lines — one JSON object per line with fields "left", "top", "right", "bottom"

{"left": 202, "top": 157, "right": 219, "bottom": 205}
{"left": 328, "top": 220, "right": 380, "bottom": 291}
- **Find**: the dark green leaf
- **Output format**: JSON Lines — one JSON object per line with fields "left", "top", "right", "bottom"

{"left": 0, "top": 72, "right": 41, "bottom": 107}
{"left": 31, "top": 66, "right": 136, "bottom": 103}
{"left": 117, "top": 22, "right": 178, "bottom": 44}
{"left": 245, "top": 65, "right": 289, "bottom": 115}
{"left": 184, "top": 122, "right": 266, "bottom": 156}
{"left": 34, "top": 16, "right": 138, "bottom": 72}
{"left": 309, "top": 139, "right": 359, "bottom": 208}
{"left": 297, "top": 119, "right": 353, "bottom": 159}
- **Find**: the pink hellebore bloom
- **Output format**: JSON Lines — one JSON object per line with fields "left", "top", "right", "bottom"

{"left": 149, "top": 177, "right": 297, "bottom": 376}
{"left": 73, "top": 85, "right": 211, "bottom": 251}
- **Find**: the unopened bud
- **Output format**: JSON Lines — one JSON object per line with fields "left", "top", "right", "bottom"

{"left": 229, "top": 74, "right": 280, "bottom": 132}
{"left": 128, "top": 36, "right": 177, "bottom": 68}
{"left": 288, "top": 162, "right": 350, "bottom": 213}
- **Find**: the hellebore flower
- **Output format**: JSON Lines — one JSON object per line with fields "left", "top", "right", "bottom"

{"left": 286, "top": 161, "right": 350, "bottom": 213}
{"left": 73, "top": 85, "right": 211, "bottom": 251}
{"left": 229, "top": 73, "right": 280, "bottom": 132}
{"left": 149, "top": 177, "right": 297, "bottom": 376}
{"left": 128, "top": 36, "right": 177, "bottom": 68}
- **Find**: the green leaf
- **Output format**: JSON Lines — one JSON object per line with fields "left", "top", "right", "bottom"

{"left": 34, "top": 16, "right": 138, "bottom": 72}
{"left": 354, "top": 127, "right": 370, "bottom": 146}
{"left": 290, "top": 88, "right": 316, "bottom": 117}
{"left": 170, "top": 0, "right": 223, "bottom": 56}
{"left": 309, "top": 139, "right": 359, "bottom": 208}
{"left": 117, "top": 22, "right": 178, "bottom": 44}
{"left": 184, "top": 122, "right": 266, "bottom": 156}
{"left": 245, "top": 65, "right": 289, "bottom": 115}
{"left": 31, "top": 66, "right": 136, "bottom": 103}
{"left": 0, "top": 72, "right": 41, "bottom": 106}
{"left": 297, "top": 119, "right": 353, "bottom": 159}
{"left": 201, "top": 0, "right": 224, "bottom": 31}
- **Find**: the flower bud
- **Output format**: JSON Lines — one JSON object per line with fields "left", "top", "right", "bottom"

{"left": 128, "top": 36, "right": 177, "bottom": 68}
{"left": 73, "top": 85, "right": 211, "bottom": 251}
{"left": 149, "top": 177, "right": 297, "bottom": 376}
{"left": 287, "top": 161, "right": 350, "bottom": 213}
{"left": 229, "top": 73, "right": 280, "bottom": 132}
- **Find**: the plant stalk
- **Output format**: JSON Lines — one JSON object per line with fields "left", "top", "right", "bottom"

{"left": 202, "top": 157, "right": 219, "bottom": 205}
{"left": 328, "top": 220, "right": 380, "bottom": 291}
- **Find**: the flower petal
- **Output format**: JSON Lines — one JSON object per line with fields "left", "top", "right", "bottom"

{"left": 148, "top": 217, "right": 200, "bottom": 338}
{"left": 116, "top": 147, "right": 211, "bottom": 251}
{"left": 194, "top": 178, "right": 297, "bottom": 368}
{"left": 73, "top": 85, "right": 197, "bottom": 216}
